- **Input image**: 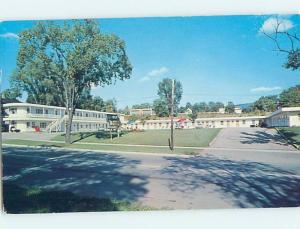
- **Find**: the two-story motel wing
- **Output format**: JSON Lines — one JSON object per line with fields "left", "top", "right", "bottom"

{"left": 3, "top": 102, "right": 300, "bottom": 132}
{"left": 3, "top": 103, "right": 123, "bottom": 133}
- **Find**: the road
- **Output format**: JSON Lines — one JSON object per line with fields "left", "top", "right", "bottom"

{"left": 2, "top": 128, "right": 300, "bottom": 209}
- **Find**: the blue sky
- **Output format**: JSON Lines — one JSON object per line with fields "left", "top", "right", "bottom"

{"left": 0, "top": 15, "right": 299, "bottom": 108}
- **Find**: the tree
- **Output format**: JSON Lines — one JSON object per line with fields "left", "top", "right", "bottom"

{"left": 132, "top": 103, "right": 152, "bottom": 109}
{"left": 2, "top": 88, "right": 21, "bottom": 100}
{"left": 104, "top": 99, "right": 117, "bottom": 113}
{"left": 157, "top": 78, "right": 183, "bottom": 115}
{"left": 153, "top": 99, "right": 169, "bottom": 117}
{"left": 252, "top": 95, "right": 278, "bottom": 112}
{"left": 262, "top": 17, "right": 300, "bottom": 71}
{"left": 12, "top": 20, "right": 132, "bottom": 144}
{"left": 279, "top": 85, "right": 300, "bottom": 107}
{"left": 225, "top": 101, "right": 235, "bottom": 113}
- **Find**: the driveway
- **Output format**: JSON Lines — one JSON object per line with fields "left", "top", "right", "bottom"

{"left": 3, "top": 145, "right": 300, "bottom": 210}
{"left": 210, "top": 127, "right": 297, "bottom": 151}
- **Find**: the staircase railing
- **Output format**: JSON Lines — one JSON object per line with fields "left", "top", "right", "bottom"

{"left": 46, "top": 115, "right": 67, "bottom": 132}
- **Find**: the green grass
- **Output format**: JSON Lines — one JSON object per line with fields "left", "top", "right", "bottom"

{"left": 277, "top": 127, "right": 300, "bottom": 148}
{"left": 52, "top": 128, "right": 221, "bottom": 147}
{"left": 3, "top": 182, "right": 154, "bottom": 213}
{"left": 3, "top": 139, "right": 200, "bottom": 155}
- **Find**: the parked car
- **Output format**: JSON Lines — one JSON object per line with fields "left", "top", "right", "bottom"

{"left": 10, "top": 126, "right": 21, "bottom": 132}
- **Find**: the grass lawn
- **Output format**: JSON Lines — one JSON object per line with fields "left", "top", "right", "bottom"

{"left": 3, "top": 182, "right": 154, "bottom": 213}
{"left": 277, "top": 127, "right": 300, "bottom": 148}
{"left": 3, "top": 139, "right": 200, "bottom": 155}
{"left": 52, "top": 128, "right": 221, "bottom": 147}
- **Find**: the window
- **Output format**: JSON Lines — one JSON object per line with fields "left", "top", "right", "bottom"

{"left": 36, "top": 109, "right": 43, "bottom": 114}
{"left": 45, "top": 109, "right": 48, "bottom": 114}
{"left": 10, "top": 108, "right": 17, "bottom": 114}
{"left": 27, "top": 122, "right": 30, "bottom": 128}
{"left": 32, "top": 122, "right": 36, "bottom": 127}
{"left": 242, "top": 120, "right": 246, "bottom": 124}
{"left": 220, "top": 121, "right": 224, "bottom": 125}
{"left": 40, "top": 122, "right": 47, "bottom": 128}
{"left": 86, "top": 113, "right": 88, "bottom": 117}
{"left": 27, "top": 108, "right": 30, "bottom": 113}
{"left": 55, "top": 110, "right": 58, "bottom": 115}
{"left": 11, "top": 120, "right": 17, "bottom": 125}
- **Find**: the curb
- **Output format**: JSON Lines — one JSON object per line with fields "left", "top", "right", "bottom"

{"left": 2, "top": 143, "right": 192, "bottom": 158}
{"left": 209, "top": 128, "right": 223, "bottom": 147}
{"left": 274, "top": 127, "right": 299, "bottom": 150}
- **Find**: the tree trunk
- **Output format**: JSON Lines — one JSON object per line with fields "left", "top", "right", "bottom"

{"left": 65, "top": 109, "right": 74, "bottom": 144}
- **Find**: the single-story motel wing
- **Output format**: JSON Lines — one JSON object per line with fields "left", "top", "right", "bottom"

{"left": 2, "top": 102, "right": 300, "bottom": 132}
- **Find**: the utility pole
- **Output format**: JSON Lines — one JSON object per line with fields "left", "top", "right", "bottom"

{"left": 169, "top": 79, "right": 175, "bottom": 150}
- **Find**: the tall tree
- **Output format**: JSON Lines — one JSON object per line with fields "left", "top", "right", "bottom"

{"left": 2, "top": 88, "right": 21, "bottom": 100}
{"left": 225, "top": 101, "right": 235, "bottom": 113}
{"left": 279, "top": 85, "right": 300, "bottom": 107}
{"left": 104, "top": 99, "right": 117, "bottom": 113}
{"left": 12, "top": 20, "right": 132, "bottom": 144}
{"left": 153, "top": 99, "right": 169, "bottom": 117}
{"left": 157, "top": 78, "right": 183, "bottom": 115}
{"left": 252, "top": 95, "right": 278, "bottom": 112}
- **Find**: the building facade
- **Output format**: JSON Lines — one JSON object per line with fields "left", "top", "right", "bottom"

{"left": 129, "top": 108, "right": 155, "bottom": 116}
{"left": 264, "top": 107, "right": 300, "bottom": 127}
{"left": 3, "top": 103, "right": 120, "bottom": 133}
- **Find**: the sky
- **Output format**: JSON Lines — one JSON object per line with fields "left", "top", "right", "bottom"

{"left": 0, "top": 15, "right": 299, "bottom": 109}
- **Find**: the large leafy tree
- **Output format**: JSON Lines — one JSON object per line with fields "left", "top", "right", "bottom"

{"left": 252, "top": 95, "right": 278, "bottom": 112}
{"left": 157, "top": 78, "right": 183, "bottom": 115}
{"left": 225, "top": 101, "right": 235, "bottom": 113}
{"left": 279, "top": 85, "right": 300, "bottom": 107}
{"left": 2, "top": 88, "right": 21, "bottom": 100}
{"left": 12, "top": 20, "right": 132, "bottom": 143}
{"left": 153, "top": 99, "right": 169, "bottom": 117}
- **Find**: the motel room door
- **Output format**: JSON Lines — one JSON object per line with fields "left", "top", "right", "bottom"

{"left": 236, "top": 120, "right": 239, "bottom": 127}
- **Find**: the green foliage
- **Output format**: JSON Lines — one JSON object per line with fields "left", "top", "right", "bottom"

{"left": 285, "top": 50, "right": 300, "bottom": 70}
{"left": 2, "top": 87, "right": 22, "bottom": 100}
{"left": 11, "top": 19, "right": 132, "bottom": 143}
{"left": 153, "top": 99, "right": 169, "bottom": 117}
{"left": 225, "top": 101, "right": 235, "bottom": 113}
{"left": 132, "top": 103, "right": 152, "bottom": 109}
{"left": 157, "top": 78, "right": 183, "bottom": 115}
{"left": 252, "top": 95, "right": 278, "bottom": 112}
{"left": 279, "top": 85, "right": 300, "bottom": 107}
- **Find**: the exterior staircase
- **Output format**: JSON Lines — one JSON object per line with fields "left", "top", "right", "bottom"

{"left": 46, "top": 115, "right": 67, "bottom": 132}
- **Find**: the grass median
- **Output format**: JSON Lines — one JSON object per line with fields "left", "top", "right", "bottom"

{"left": 52, "top": 128, "right": 221, "bottom": 147}
{"left": 277, "top": 127, "right": 300, "bottom": 148}
{"left": 3, "top": 139, "right": 200, "bottom": 155}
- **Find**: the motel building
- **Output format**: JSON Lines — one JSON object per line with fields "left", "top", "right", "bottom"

{"left": 3, "top": 103, "right": 122, "bottom": 133}
{"left": 3, "top": 102, "right": 300, "bottom": 133}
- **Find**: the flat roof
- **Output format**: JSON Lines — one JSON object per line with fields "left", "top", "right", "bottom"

{"left": 266, "top": 107, "right": 300, "bottom": 118}
{"left": 3, "top": 102, "right": 119, "bottom": 115}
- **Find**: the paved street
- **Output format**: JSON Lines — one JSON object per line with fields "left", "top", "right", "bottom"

{"left": 3, "top": 127, "right": 300, "bottom": 210}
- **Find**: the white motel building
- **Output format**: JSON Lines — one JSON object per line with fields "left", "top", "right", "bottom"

{"left": 3, "top": 102, "right": 300, "bottom": 132}
{"left": 3, "top": 102, "right": 123, "bottom": 133}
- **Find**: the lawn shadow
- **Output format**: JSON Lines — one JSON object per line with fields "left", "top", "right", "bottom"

{"left": 278, "top": 129, "right": 300, "bottom": 146}
{"left": 3, "top": 183, "right": 139, "bottom": 213}
{"left": 240, "top": 129, "right": 289, "bottom": 146}
{"left": 162, "top": 155, "right": 300, "bottom": 208}
{"left": 3, "top": 146, "right": 148, "bottom": 213}
{"left": 71, "top": 131, "right": 128, "bottom": 143}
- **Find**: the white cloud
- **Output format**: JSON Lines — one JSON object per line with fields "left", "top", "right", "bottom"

{"left": 250, "top": 86, "right": 281, "bottom": 93}
{"left": 148, "top": 66, "right": 169, "bottom": 77}
{"left": 259, "top": 17, "right": 293, "bottom": 34}
{"left": 139, "top": 66, "right": 169, "bottom": 82}
{"left": 0, "top": 32, "right": 19, "bottom": 39}
{"left": 139, "top": 76, "right": 150, "bottom": 82}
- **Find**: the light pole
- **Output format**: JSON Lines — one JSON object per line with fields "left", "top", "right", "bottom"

{"left": 169, "top": 79, "right": 175, "bottom": 151}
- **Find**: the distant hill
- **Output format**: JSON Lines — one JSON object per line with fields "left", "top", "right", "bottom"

{"left": 237, "top": 103, "right": 253, "bottom": 110}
